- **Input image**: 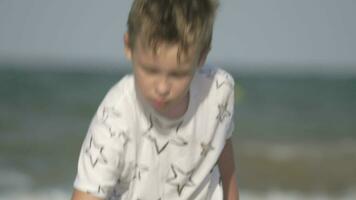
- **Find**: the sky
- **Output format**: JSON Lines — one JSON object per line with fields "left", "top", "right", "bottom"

{"left": 0, "top": 0, "right": 355, "bottom": 73}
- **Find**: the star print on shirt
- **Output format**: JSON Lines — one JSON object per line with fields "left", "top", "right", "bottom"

{"left": 175, "top": 120, "right": 184, "bottom": 133}
{"left": 101, "top": 106, "right": 121, "bottom": 123}
{"left": 97, "top": 185, "right": 106, "bottom": 195}
{"left": 216, "top": 79, "right": 233, "bottom": 90}
{"left": 215, "top": 75, "right": 234, "bottom": 90}
{"left": 171, "top": 121, "right": 188, "bottom": 146}
{"left": 215, "top": 79, "right": 225, "bottom": 89}
{"left": 100, "top": 107, "right": 130, "bottom": 147}
{"left": 167, "top": 164, "right": 195, "bottom": 196}
{"left": 200, "top": 142, "right": 214, "bottom": 157}
{"left": 108, "top": 129, "right": 130, "bottom": 149}
{"left": 143, "top": 114, "right": 154, "bottom": 136}
{"left": 118, "top": 131, "right": 130, "bottom": 147}
{"left": 146, "top": 134, "right": 169, "bottom": 154}
{"left": 216, "top": 102, "right": 231, "bottom": 123}
{"left": 85, "top": 136, "right": 108, "bottom": 168}
{"left": 170, "top": 136, "right": 188, "bottom": 146}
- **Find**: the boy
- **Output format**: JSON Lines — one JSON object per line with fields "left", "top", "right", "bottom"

{"left": 71, "top": 0, "right": 239, "bottom": 199}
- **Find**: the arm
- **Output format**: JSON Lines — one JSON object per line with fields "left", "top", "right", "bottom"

{"left": 218, "top": 138, "right": 239, "bottom": 200}
{"left": 71, "top": 189, "right": 103, "bottom": 200}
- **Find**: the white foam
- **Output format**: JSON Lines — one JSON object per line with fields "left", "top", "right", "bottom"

{"left": 239, "top": 140, "right": 356, "bottom": 161}
{"left": 0, "top": 190, "right": 70, "bottom": 200}
{"left": 0, "top": 168, "right": 33, "bottom": 189}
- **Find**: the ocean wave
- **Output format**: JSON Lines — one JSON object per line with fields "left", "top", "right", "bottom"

{"left": 0, "top": 168, "right": 33, "bottom": 189}
{"left": 234, "top": 140, "right": 356, "bottom": 192}
{"left": 0, "top": 190, "right": 70, "bottom": 200}
{"left": 1, "top": 189, "right": 355, "bottom": 200}
{"left": 236, "top": 140, "right": 356, "bottom": 159}
{"left": 240, "top": 190, "right": 356, "bottom": 200}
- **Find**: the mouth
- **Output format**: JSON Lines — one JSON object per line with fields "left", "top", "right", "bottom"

{"left": 152, "top": 99, "right": 167, "bottom": 109}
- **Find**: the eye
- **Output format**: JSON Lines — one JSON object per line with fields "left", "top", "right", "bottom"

{"left": 142, "top": 66, "right": 159, "bottom": 74}
{"left": 171, "top": 72, "right": 189, "bottom": 78}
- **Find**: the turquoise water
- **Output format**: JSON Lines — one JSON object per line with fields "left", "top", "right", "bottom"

{"left": 1, "top": 66, "right": 356, "bottom": 199}
{"left": 235, "top": 73, "right": 356, "bottom": 140}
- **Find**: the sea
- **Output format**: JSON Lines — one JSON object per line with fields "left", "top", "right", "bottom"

{"left": 1, "top": 64, "right": 356, "bottom": 200}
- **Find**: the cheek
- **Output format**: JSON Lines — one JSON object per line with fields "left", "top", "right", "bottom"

{"left": 173, "top": 78, "right": 193, "bottom": 96}
{"left": 134, "top": 71, "right": 150, "bottom": 93}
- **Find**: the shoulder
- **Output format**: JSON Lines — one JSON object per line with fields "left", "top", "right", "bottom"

{"left": 196, "top": 66, "right": 235, "bottom": 95}
{"left": 198, "top": 66, "right": 235, "bottom": 83}
{"left": 193, "top": 67, "right": 236, "bottom": 140}
{"left": 101, "top": 74, "right": 134, "bottom": 106}
{"left": 214, "top": 67, "right": 235, "bottom": 88}
{"left": 95, "top": 74, "right": 136, "bottom": 124}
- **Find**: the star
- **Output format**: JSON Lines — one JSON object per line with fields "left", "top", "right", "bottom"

{"left": 215, "top": 75, "right": 234, "bottom": 90}
{"left": 118, "top": 131, "right": 130, "bottom": 147}
{"left": 167, "top": 164, "right": 195, "bottom": 196}
{"left": 200, "top": 142, "right": 214, "bottom": 157}
{"left": 146, "top": 135, "right": 169, "bottom": 154}
{"left": 101, "top": 107, "right": 109, "bottom": 122}
{"left": 102, "top": 124, "right": 129, "bottom": 147}
{"left": 215, "top": 79, "right": 226, "bottom": 89}
{"left": 106, "top": 126, "right": 116, "bottom": 137}
{"left": 101, "top": 106, "right": 121, "bottom": 123}
{"left": 107, "top": 130, "right": 130, "bottom": 149}
{"left": 175, "top": 121, "right": 184, "bottom": 133}
{"left": 106, "top": 124, "right": 129, "bottom": 140}
{"left": 85, "top": 136, "right": 108, "bottom": 168}
{"left": 143, "top": 114, "right": 154, "bottom": 136}
{"left": 97, "top": 185, "right": 106, "bottom": 195}
{"left": 170, "top": 136, "right": 188, "bottom": 146}
{"left": 100, "top": 107, "right": 128, "bottom": 142}
{"left": 216, "top": 102, "right": 231, "bottom": 122}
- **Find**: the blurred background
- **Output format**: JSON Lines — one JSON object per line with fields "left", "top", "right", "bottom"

{"left": 0, "top": 0, "right": 355, "bottom": 199}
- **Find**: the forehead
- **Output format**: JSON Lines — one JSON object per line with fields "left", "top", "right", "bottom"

{"left": 133, "top": 36, "right": 199, "bottom": 68}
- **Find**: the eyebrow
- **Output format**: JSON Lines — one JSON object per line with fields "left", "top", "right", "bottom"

{"left": 140, "top": 63, "right": 159, "bottom": 72}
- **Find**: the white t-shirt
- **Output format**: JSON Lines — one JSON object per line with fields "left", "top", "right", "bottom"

{"left": 74, "top": 67, "right": 235, "bottom": 200}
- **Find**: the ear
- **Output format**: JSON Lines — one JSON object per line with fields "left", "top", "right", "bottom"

{"left": 197, "top": 47, "right": 210, "bottom": 68}
{"left": 124, "top": 32, "right": 132, "bottom": 61}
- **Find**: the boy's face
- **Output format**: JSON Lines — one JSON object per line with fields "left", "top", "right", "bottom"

{"left": 124, "top": 33, "right": 207, "bottom": 117}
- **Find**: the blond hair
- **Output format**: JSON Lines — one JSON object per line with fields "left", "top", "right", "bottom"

{"left": 127, "top": 0, "right": 219, "bottom": 58}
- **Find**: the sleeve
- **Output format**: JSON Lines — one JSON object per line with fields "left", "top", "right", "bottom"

{"left": 224, "top": 79, "right": 235, "bottom": 140}
{"left": 73, "top": 103, "right": 129, "bottom": 198}
{"left": 213, "top": 68, "right": 236, "bottom": 140}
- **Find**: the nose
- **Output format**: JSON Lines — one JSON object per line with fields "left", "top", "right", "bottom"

{"left": 155, "top": 76, "right": 170, "bottom": 98}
